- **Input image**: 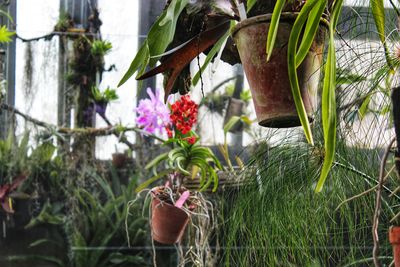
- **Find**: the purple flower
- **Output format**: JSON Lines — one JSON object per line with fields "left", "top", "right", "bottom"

{"left": 136, "top": 88, "right": 170, "bottom": 135}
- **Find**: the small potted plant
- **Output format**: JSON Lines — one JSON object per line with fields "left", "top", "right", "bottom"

{"left": 134, "top": 88, "right": 222, "bottom": 244}
{"left": 83, "top": 86, "right": 118, "bottom": 125}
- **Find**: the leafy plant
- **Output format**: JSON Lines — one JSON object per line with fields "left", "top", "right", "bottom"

{"left": 0, "top": 25, "right": 15, "bottom": 43}
{"left": 91, "top": 86, "right": 119, "bottom": 103}
{"left": 54, "top": 11, "right": 74, "bottom": 32}
{"left": 13, "top": 170, "right": 149, "bottom": 267}
{"left": 91, "top": 40, "right": 113, "bottom": 57}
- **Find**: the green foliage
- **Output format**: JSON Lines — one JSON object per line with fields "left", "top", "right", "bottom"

{"left": 142, "top": 140, "right": 223, "bottom": 192}
{"left": 0, "top": 25, "right": 14, "bottom": 43}
{"left": 221, "top": 140, "right": 396, "bottom": 266}
{"left": 91, "top": 86, "right": 119, "bottom": 103}
{"left": 315, "top": 0, "right": 343, "bottom": 193}
{"left": 287, "top": 0, "right": 322, "bottom": 146}
{"left": 240, "top": 89, "right": 252, "bottom": 102}
{"left": 192, "top": 26, "right": 231, "bottom": 86}
{"left": 0, "top": 131, "right": 55, "bottom": 185}
{"left": 19, "top": 170, "right": 149, "bottom": 267}
{"left": 91, "top": 40, "right": 113, "bottom": 57}
{"left": 54, "top": 11, "right": 73, "bottom": 32}
{"left": 266, "top": 0, "right": 285, "bottom": 61}
{"left": 371, "top": 0, "right": 393, "bottom": 69}
{"left": 118, "top": 0, "right": 189, "bottom": 87}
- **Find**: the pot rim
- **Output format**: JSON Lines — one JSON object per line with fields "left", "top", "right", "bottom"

{"left": 151, "top": 186, "right": 190, "bottom": 205}
{"left": 231, "top": 12, "right": 330, "bottom": 38}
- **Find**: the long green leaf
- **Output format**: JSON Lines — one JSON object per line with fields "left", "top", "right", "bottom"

{"left": 266, "top": 0, "right": 286, "bottom": 61}
{"left": 371, "top": 0, "right": 393, "bottom": 70}
{"left": 287, "top": 0, "right": 319, "bottom": 145}
{"left": 358, "top": 95, "right": 371, "bottom": 119}
{"left": 145, "top": 152, "right": 169, "bottom": 169}
{"left": 147, "top": 0, "right": 188, "bottom": 65}
{"left": 192, "top": 26, "right": 230, "bottom": 86}
{"left": 295, "top": 0, "right": 326, "bottom": 67}
{"left": 371, "top": 0, "right": 386, "bottom": 44}
{"left": 315, "top": 0, "right": 344, "bottom": 193}
{"left": 118, "top": 0, "right": 189, "bottom": 87}
{"left": 135, "top": 169, "right": 174, "bottom": 193}
{"left": 223, "top": 116, "right": 241, "bottom": 136}
{"left": 90, "top": 173, "right": 115, "bottom": 200}
{"left": 247, "top": 0, "right": 258, "bottom": 12}
{"left": 6, "top": 255, "right": 64, "bottom": 266}
{"left": 118, "top": 43, "right": 149, "bottom": 87}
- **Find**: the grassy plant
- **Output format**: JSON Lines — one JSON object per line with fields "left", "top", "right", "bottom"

{"left": 220, "top": 138, "right": 397, "bottom": 266}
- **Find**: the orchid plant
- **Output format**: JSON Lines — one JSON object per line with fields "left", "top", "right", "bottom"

{"left": 135, "top": 88, "right": 222, "bottom": 193}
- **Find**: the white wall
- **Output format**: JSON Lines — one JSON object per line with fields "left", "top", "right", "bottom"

{"left": 95, "top": 0, "right": 139, "bottom": 159}
{"left": 15, "top": 0, "right": 59, "bottom": 138}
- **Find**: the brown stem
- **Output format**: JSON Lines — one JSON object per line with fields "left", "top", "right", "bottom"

{"left": 372, "top": 137, "right": 396, "bottom": 267}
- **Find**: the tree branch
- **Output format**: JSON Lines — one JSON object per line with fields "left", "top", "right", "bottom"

{"left": 0, "top": 103, "right": 163, "bottom": 147}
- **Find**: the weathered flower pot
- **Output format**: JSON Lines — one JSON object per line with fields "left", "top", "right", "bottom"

{"left": 151, "top": 187, "right": 190, "bottom": 245}
{"left": 232, "top": 13, "right": 326, "bottom": 128}
{"left": 389, "top": 226, "right": 400, "bottom": 267}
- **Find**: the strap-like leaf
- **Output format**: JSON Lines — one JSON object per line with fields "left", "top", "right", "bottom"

{"left": 135, "top": 169, "right": 174, "bottom": 193}
{"left": 223, "top": 115, "right": 241, "bottom": 136}
{"left": 314, "top": 0, "right": 344, "bottom": 193}
{"left": 287, "top": 0, "right": 319, "bottom": 145}
{"left": 247, "top": 0, "right": 258, "bottom": 12}
{"left": 192, "top": 23, "right": 231, "bottom": 86}
{"left": 118, "top": 0, "right": 188, "bottom": 87}
{"left": 266, "top": 0, "right": 286, "bottom": 61}
{"left": 118, "top": 42, "right": 149, "bottom": 87}
{"left": 295, "top": 0, "right": 326, "bottom": 67}
{"left": 371, "top": 0, "right": 393, "bottom": 70}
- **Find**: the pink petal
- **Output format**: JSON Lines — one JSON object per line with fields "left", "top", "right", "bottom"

{"left": 175, "top": 191, "right": 190, "bottom": 208}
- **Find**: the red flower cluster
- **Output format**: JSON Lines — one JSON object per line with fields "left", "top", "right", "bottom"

{"left": 183, "top": 136, "right": 197, "bottom": 145}
{"left": 170, "top": 95, "right": 198, "bottom": 134}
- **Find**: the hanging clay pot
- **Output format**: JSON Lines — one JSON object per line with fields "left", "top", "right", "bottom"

{"left": 150, "top": 187, "right": 190, "bottom": 245}
{"left": 389, "top": 226, "right": 400, "bottom": 267}
{"left": 232, "top": 13, "right": 326, "bottom": 128}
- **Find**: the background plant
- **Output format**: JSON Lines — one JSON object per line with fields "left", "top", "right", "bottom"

{"left": 6, "top": 164, "right": 150, "bottom": 267}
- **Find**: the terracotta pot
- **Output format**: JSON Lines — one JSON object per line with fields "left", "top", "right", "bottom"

{"left": 112, "top": 153, "right": 127, "bottom": 168}
{"left": 389, "top": 226, "right": 400, "bottom": 267}
{"left": 151, "top": 188, "right": 190, "bottom": 245}
{"left": 223, "top": 98, "right": 245, "bottom": 133}
{"left": 232, "top": 13, "right": 326, "bottom": 128}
